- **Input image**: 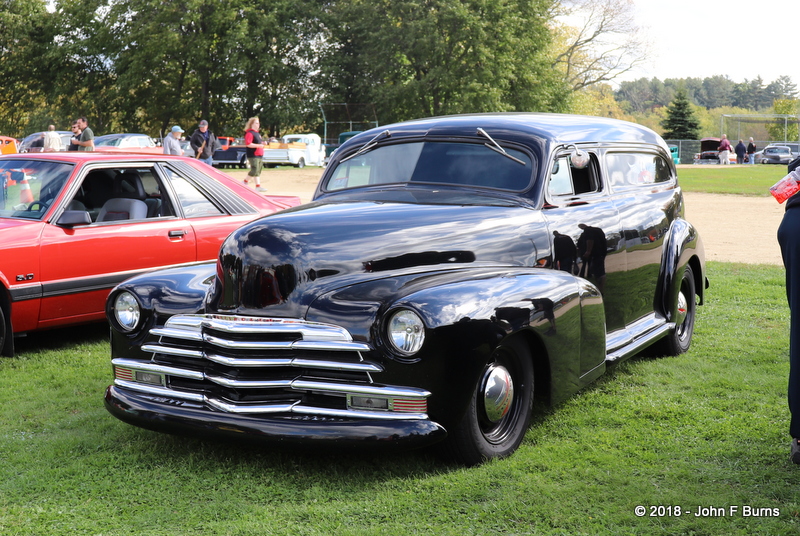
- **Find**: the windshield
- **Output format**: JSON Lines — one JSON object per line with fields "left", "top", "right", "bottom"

{"left": 0, "top": 159, "right": 75, "bottom": 220}
{"left": 325, "top": 141, "right": 533, "bottom": 192}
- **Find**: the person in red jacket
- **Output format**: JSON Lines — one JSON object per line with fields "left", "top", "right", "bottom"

{"left": 244, "top": 117, "right": 266, "bottom": 191}
{"left": 718, "top": 134, "right": 732, "bottom": 165}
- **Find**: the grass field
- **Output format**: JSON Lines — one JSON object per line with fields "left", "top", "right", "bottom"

{"left": 1, "top": 263, "right": 798, "bottom": 535}
{"left": 677, "top": 164, "right": 787, "bottom": 196}
{"left": 2, "top": 165, "right": 800, "bottom": 534}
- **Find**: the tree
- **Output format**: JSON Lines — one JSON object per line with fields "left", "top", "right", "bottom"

{"left": 661, "top": 89, "right": 700, "bottom": 140}
{"left": 550, "top": 0, "right": 648, "bottom": 91}
{"left": 767, "top": 99, "right": 799, "bottom": 143}
{"left": 0, "top": 0, "right": 55, "bottom": 136}
{"left": 766, "top": 76, "right": 799, "bottom": 103}
{"left": 319, "top": 0, "right": 570, "bottom": 124}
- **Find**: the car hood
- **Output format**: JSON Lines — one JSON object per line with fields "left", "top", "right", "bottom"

{"left": 0, "top": 217, "right": 43, "bottom": 234}
{"left": 209, "top": 199, "right": 549, "bottom": 317}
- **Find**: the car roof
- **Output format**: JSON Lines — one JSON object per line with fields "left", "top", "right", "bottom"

{"left": 346, "top": 113, "right": 668, "bottom": 148}
{"left": 0, "top": 152, "right": 181, "bottom": 164}
{"left": 95, "top": 133, "right": 151, "bottom": 139}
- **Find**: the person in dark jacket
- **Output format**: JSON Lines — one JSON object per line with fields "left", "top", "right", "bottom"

{"left": 189, "top": 120, "right": 219, "bottom": 166}
{"left": 777, "top": 156, "right": 800, "bottom": 463}
{"left": 747, "top": 137, "right": 757, "bottom": 165}
{"left": 734, "top": 139, "right": 747, "bottom": 164}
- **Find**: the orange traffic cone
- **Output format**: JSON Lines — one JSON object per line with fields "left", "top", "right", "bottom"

{"left": 19, "top": 178, "right": 34, "bottom": 204}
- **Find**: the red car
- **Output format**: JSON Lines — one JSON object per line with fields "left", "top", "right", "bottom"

{"left": 0, "top": 152, "right": 301, "bottom": 356}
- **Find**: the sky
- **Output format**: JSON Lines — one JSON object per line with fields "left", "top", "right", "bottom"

{"left": 618, "top": 0, "right": 800, "bottom": 88}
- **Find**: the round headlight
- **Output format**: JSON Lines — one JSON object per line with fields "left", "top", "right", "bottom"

{"left": 387, "top": 309, "right": 426, "bottom": 355}
{"left": 113, "top": 291, "right": 141, "bottom": 332}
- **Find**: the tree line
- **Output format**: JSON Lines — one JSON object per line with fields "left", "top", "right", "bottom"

{"left": 3, "top": 0, "right": 793, "bottom": 142}
{"left": 615, "top": 75, "right": 798, "bottom": 114}
{"left": 0, "top": 0, "right": 657, "bottom": 140}
{"left": 0, "top": 0, "right": 575, "bottom": 139}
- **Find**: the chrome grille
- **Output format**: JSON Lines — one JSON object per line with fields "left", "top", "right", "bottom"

{"left": 114, "top": 314, "right": 430, "bottom": 420}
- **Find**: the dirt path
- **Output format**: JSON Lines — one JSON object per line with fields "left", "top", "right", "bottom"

{"left": 683, "top": 193, "right": 784, "bottom": 265}
{"left": 226, "top": 167, "right": 785, "bottom": 266}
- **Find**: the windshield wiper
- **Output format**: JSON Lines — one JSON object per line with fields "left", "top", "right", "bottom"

{"left": 476, "top": 128, "right": 526, "bottom": 166}
{"left": 340, "top": 130, "right": 391, "bottom": 163}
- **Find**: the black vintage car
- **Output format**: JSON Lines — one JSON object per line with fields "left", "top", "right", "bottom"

{"left": 104, "top": 113, "right": 706, "bottom": 465}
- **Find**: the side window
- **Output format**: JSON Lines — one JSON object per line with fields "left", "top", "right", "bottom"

{"left": 67, "top": 167, "right": 173, "bottom": 222}
{"left": 164, "top": 169, "right": 224, "bottom": 218}
{"left": 606, "top": 153, "right": 672, "bottom": 188}
{"left": 547, "top": 153, "right": 601, "bottom": 197}
{"left": 548, "top": 157, "right": 573, "bottom": 196}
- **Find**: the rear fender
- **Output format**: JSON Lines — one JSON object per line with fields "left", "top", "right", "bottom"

{"left": 659, "top": 219, "right": 706, "bottom": 320}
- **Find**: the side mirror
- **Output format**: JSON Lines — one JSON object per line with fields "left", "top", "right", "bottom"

{"left": 568, "top": 145, "right": 590, "bottom": 169}
{"left": 57, "top": 210, "right": 92, "bottom": 227}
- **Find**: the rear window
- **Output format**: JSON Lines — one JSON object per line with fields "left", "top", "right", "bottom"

{"left": 325, "top": 141, "right": 533, "bottom": 192}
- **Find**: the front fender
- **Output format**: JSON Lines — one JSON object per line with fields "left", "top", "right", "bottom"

{"left": 108, "top": 262, "right": 216, "bottom": 358}
{"left": 307, "top": 268, "right": 606, "bottom": 428}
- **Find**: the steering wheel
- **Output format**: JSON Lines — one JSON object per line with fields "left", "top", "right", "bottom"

{"left": 27, "top": 201, "right": 49, "bottom": 212}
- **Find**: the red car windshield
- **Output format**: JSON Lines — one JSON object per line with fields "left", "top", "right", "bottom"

{"left": 0, "top": 159, "right": 74, "bottom": 220}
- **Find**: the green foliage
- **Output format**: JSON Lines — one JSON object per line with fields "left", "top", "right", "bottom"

{"left": 767, "top": 99, "right": 800, "bottom": 143}
{"left": 319, "top": 0, "right": 570, "bottom": 124}
{"left": 661, "top": 89, "right": 700, "bottom": 139}
{"left": 2, "top": 264, "right": 800, "bottom": 534}
{"left": 616, "top": 74, "right": 799, "bottom": 115}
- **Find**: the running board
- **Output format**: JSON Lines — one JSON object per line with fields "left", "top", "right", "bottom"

{"left": 605, "top": 322, "right": 674, "bottom": 363}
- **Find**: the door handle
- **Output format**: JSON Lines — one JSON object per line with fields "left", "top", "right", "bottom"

{"left": 168, "top": 230, "right": 186, "bottom": 238}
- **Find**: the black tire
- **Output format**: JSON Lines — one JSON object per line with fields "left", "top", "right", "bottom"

{"left": 441, "top": 337, "right": 534, "bottom": 466}
{"left": 654, "top": 264, "right": 697, "bottom": 356}
{"left": 0, "top": 304, "right": 6, "bottom": 356}
{"left": 296, "top": 157, "right": 305, "bottom": 169}
{"left": 240, "top": 155, "right": 249, "bottom": 169}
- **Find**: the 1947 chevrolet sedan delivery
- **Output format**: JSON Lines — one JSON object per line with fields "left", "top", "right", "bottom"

{"left": 104, "top": 113, "right": 706, "bottom": 465}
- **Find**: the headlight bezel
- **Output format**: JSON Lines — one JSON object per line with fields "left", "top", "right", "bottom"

{"left": 385, "top": 308, "right": 426, "bottom": 356}
{"left": 110, "top": 290, "right": 142, "bottom": 333}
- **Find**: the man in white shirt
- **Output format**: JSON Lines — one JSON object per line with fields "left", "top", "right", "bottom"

{"left": 42, "top": 125, "right": 63, "bottom": 152}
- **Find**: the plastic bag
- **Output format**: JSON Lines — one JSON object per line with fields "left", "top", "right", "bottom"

{"left": 770, "top": 170, "right": 800, "bottom": 204}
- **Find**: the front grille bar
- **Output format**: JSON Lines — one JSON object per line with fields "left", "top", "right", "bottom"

{"left": 118, "top": 314, "right": 431, "bottom": 420}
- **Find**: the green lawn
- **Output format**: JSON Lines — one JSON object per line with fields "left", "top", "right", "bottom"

{"left": 1, "top": 262, "right": 798, "bottom": 535}
{"left": 677, "top": 164, "right": 787, "bottom": 196}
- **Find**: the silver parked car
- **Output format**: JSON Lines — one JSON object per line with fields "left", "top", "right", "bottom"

{"left": 758, "top": 145, "right": 794, "bottom": 165}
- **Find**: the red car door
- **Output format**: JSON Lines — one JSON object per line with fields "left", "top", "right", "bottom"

{"left": 37, "top": 216, "right": 197, "bottom": 329}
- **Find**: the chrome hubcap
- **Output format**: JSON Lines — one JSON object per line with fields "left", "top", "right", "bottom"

{"left": 482, "top": 365, "right": 514, "bottom": 423}
{"left": 675, "top": 290, "right": 688, "bottom": 327}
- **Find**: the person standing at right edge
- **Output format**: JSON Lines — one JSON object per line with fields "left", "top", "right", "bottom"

{"left": 777, "top": 155, "right": 800, "bottom": 463}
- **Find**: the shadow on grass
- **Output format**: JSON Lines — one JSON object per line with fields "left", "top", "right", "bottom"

{"left": 13, "top": 322, "right": 109, "bottom": 355}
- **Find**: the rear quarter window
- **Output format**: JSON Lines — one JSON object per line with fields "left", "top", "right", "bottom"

{"left": 606, "top": 153, "right": 672, "bottom": 189}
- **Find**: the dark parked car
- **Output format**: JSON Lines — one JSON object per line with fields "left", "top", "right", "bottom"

{"left": 758, "top": 145, "right": 794, "bottom": 165}
{"left": 104, "top": 113, "right": 706, "bottom": 465}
